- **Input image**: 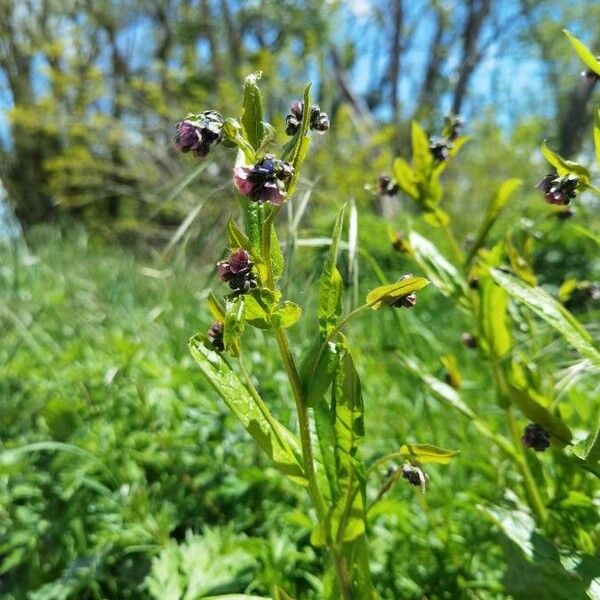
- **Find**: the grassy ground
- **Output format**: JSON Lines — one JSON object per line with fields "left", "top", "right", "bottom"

{"left": 1, "top": 224, "right": 598, "bottom": 599}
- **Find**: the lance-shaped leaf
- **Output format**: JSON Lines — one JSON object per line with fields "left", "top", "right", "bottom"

{"left": 480, "top": 275, "right": 512, "bottom": 359}
{"left": 408, "top": 231, "right": 468, "bottom": 299}
{"left": 318, "top": 206, "right": 346, "bottom": 335}
{"left": 467, "top": 178, "right": 522, "bottom": 263}
{"left": 223, "top": 297, "right": 245, "bottom": 355}
{"left": 312, "top": 344, "right": 367, "bottom": 546}
{"left": 207, "top": 291, "right": 225, "bottom": 323}
{"left": 393, "top": 156, "right": 419, "bottom": 198}
{"left": 227, "top": 217, "right": 254, "bottom": 254}
{"left": 491, "top": 269, "right": 600, "bottom": 366}
{"left": 508, "top": 384, "right": 573, "bottom": 447}
{"left": 241, "top": 72, "right": 265, "bottom": 151}
{"left": 366, "top": 275, "right": 429, "bottom": 309}
{"left": 400, "top": 443, "right": 459, "bottom": 465}
{"left": 189, "top": 335, "right": 306, "bottom": 485}
{"left": 300, "top": 339, "right": 340, "bottom": 407}
{"left": 563, "top": 29, "right": 600, "bottom": 76}
{"left": 411, "top": 120, "right": 432, "bottom": 173}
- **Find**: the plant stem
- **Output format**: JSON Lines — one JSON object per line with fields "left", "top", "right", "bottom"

{"left": 274, "top": 327, "right": 327, "bottom": 519}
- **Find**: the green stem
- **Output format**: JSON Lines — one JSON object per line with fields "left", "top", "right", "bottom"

{"left": 274, "top": 327, "right": 327, "bottom": 519}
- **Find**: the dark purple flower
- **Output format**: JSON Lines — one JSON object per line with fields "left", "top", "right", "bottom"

{"left": 217, "top": 248, "right": 256, "bottom": 294}
{"left": 522, "top": 423, "right": 551, "bottom": 452}
{"left": 391, "top": 274, "right": 418, "bottom": 309}
{"left": 234, "top": 154, "right": 294, "bottom": 205}
{"left": 174, "top": 110, "right": 223, "bottom": 159}
{"left": 284, "top": 101, "right": 330, "bottom": 136}
{"left": 207, "top": 321, "right": 224, "bottom": 351}
{"left": 401, "top": 464, "right": 427, "bottom": 488}
{"left": 378, "top": 174, "right": 399, "bottom": 197}
{"left": 461, "top": 333, "right": 478, "bottom": 349}
{"left": 429, "top": 137, "right": 452, "bottom": 162}
{"left": 536, "top": 173, "right": 579, "bottom": 206}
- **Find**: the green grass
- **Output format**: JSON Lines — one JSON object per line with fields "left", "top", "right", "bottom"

{"left": 1, "top": 225, "right": 598, "bottom": 599}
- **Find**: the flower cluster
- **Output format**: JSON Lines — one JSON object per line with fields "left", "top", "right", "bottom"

{"left": 429, "top": 114, "right": 464, "bottom": 162}
{"left": 536, "top": 173, "right": 579, "bottom": 206}
{"left": 207, "top": 321, "right": 224, "bottom": 351}
{"left": 285, "top": 101, "right": 330, "bottom": 136}
{"left": 174, "top": 111, "right": 223, "bottom": 158}
{"left": 217, "top": 248, "right": 257, "bottom": 294}
{"left": 522, "top": 423, "right": 551, "bottom": 452}
{"left": 234, "top": 154, "right": 294, "bottom": 205}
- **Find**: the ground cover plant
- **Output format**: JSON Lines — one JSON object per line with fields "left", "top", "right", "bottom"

{"left": 1, "top": 16, "right": 599, "bottom": 600}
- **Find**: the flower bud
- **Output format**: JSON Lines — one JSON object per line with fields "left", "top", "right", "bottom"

{"left": 309, "top": 105, "right": 330, "bottom": 134}
{"left": 391, "top": 274, "right": 417, "bottom": 309}
{"left": 522, "top": 423, "right": 551, "bottom": 452}
{"left": 378, "top": 174, "right": 399, "bottom": 197}
{"left": 401, "top": 463, "right": 427, "bottom": 489}
{"left": 207, "top": 321, "right": 224, "bottom": 351}
{"left": 217, "top": 248, "right": 257, "bottom": 294}
{"left": 461, "top": 333, "right": 478, "bottom": 349}
{"left": 429, "top": 136, "right": 452, "bottom": 161}
{"left": 536, "top": 173, "right": 579, "bottom": 206}
{"left": 234, "top": 154, "right": 294, "bottom": 205}
{"left": 174, "top": 110, "right": 223, "bottom": 159}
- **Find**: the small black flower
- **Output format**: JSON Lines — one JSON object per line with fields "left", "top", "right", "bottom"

{"left": 461, "top": 333, "right": 478, "bottom": 349}
{"left": 217, "top": 248, "right": 257, "bottom": 294}
{"left": 429, "top": 136, "right": 452, "bottom": 162}
{"left": 174, "top": 110, "right": 223, "bottom": 158}
{"left": 401, "top": 464, "right": 427, "bottom": 489}
{"left": 378, "top": 174, "right": 399, "bottom": 197}
{"left": 536, "top": 173, "right": 579, "bottom": 206}
{"left": 285, "top": 101, "right": 330, "bottom": 136}
{"left": 391, "top": 274, "right": 417, "bottom": 309}
{"left": 522, "top": 423, "right": 551, "bottom": 452}
{"left": 234, "top": 154, "right": 294, "bottom": 205}
{"left": 207, "top": 321, "right": 224, "bottom": 351}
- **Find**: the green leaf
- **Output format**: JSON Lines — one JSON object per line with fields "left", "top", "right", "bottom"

{"left": 540, "top": 142, "right": 590, "bottom": 183}
{"left": 393, "top": 157, "right": 419, "bottom": 198}
{"left": 227, "top": 217, "right": 254, "bottom": 254}
{"left": 408, "top": 232, "right": 468, "bottom": 299}
{"left": 300, "top": 339, "right": 340, "bottom": 407}
{"left": 411, "top": 120, "right": 432, "bottom": 173}
{"left": 207, "top": 291, "right": 225, "bottom": 323}
{"left": 343, "top": 535, "right": 378, "bottom": 600}
{"left": 241, "top": 72, "right": 265, "bottom": 150}
{"left": 365, "top": 275, "right": 430, "bottom": 310}
{"left": 468, "top": 178, "right": 522, "bottom": 263}
{"left": 243, "top": 289, "right": 279, "bottom": 329}
{"left": 224, "top": 298, "right": 245, "bottom": 355}
{"left": 273, "top": 301, "right": 302, "bottom": 328}
{"left": 480, "top": 275, "right": 512, "bottom": 359}
{"left": 423, "top": 206, "right": 450, "bottom": 228}
{"left": 584, "top": 426, "right": 600, "bottom": 464}
{"left": 490, "top": 269, "right": 600, "bottom": 366}
{"left": 314, "top": 395, "right": 340, "bottom": 500}
{"left": 594, "top": 108, "right": 600, "bottom": 167}
{"left": 507, "top": 386, "right": 573, "bottom": 447}
{"left": 318, "top": 206, "right": 346, "bottom": 335}
{"left": 240, "top": 196, "right": 265, "bottom": 253}
{"left": 506, "top": 235, "right": 537, "bottom": 286}
{"left": 189, "top": 335, "right": 306, "bottom": 485}
{"left": 563, "top": 29, "right": 600, "bottom": 76}
{"left": 400, "top": 443, "right": 459, "bottom": 465}
{"left": 270, "top": 226, "right": 285, "bottom": 279}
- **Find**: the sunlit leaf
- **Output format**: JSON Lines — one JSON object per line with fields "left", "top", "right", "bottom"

{"left": 241, "top": 72, "right": 265, "bottom": 150}
{"left": 400, "top": 443, "right": 459, "bottom": 464}
{"left": 365, "top": 275, "right": 429, "bottom": 310}
{"left": 480, "top": 275, "right": 512, "bottom": 359}
{"left": 563, "top": 29, "right": 600, "bottom": 76}
{"left": 189, "top": 335, "right": 306, "bottom": 485}
{"left": 273, "top": 301, "right": 302, "bottom": 328}
{"left": 541, "top": 143, "right": 590, "bottom": 183}
{"left": 411, "top": 120, "right": 432, "bottom": 173}
{"left": 491, "top": 269, "right": 600, "bottom": 366}
{"left": 393, "top": 157, "right": 418, "bottom": 198}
